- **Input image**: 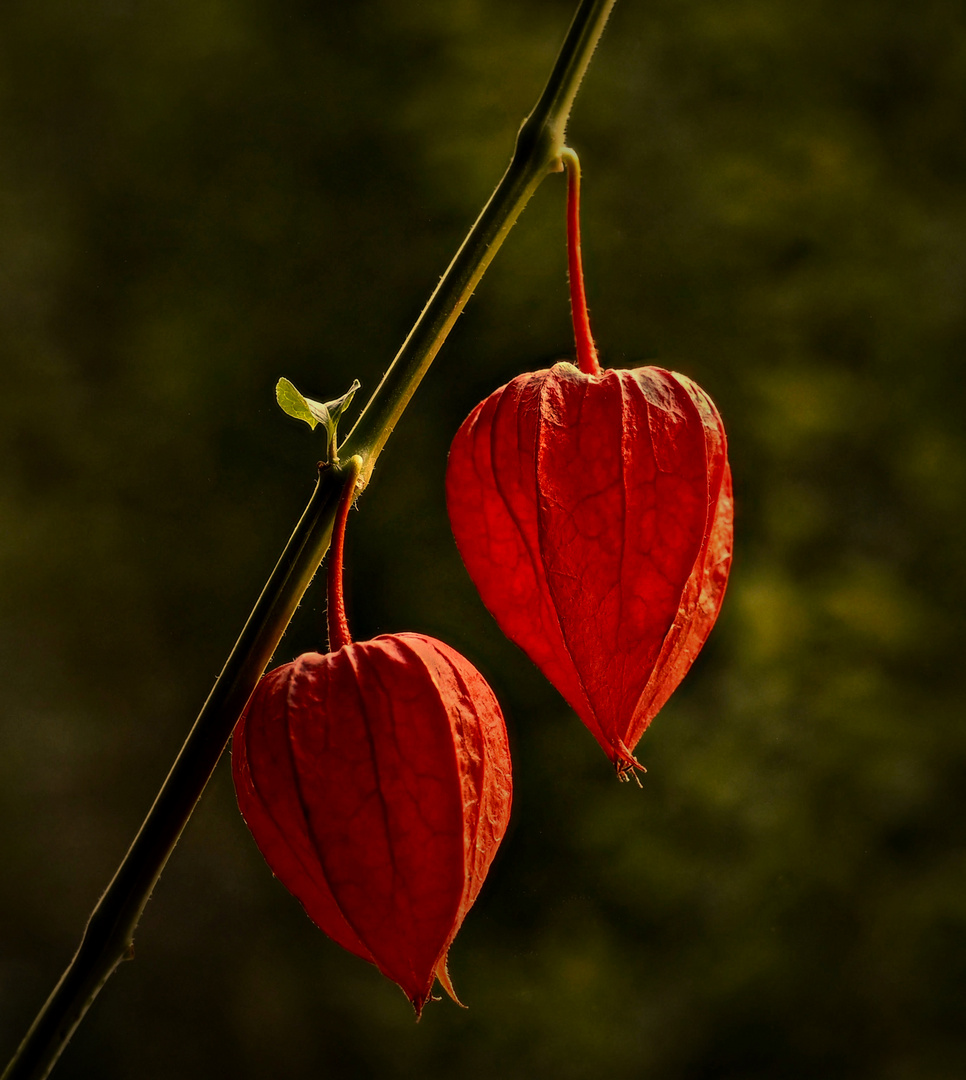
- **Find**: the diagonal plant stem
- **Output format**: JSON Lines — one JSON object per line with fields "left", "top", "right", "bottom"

{"left": 2, "top": 1, "right": 617, "bottom": 1077}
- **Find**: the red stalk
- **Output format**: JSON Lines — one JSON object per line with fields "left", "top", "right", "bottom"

{"left": 326, "top": 465, "right": 357, "bottom": 652}
{"left": 564, "top": 150, "right": 600, "bottom": 376}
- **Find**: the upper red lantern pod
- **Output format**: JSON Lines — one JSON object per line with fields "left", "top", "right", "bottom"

{"left": 446, "top": 150, "right": 733, "bottom": 780}
{"left": 233, "top": 460, "right": 513, "bottom": 1014}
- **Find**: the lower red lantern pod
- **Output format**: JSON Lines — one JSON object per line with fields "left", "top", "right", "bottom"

{"left": 232, "top": 461, "right": 512, "bottom": 1014}
{"left": 446, "top": 150, "right": 733, "bottom": 780}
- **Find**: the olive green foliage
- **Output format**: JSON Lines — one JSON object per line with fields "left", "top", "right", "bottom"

{"left": 2, "top": 1, "right": 965, "bottom": 1077}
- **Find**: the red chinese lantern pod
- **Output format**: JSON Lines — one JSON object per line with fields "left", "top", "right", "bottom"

{"left": 446, "top": 362, "right": 731, "bottom": 776}
{"left": 445, "top": 151, "right": 733, "bottom": 778}
{"left": 233, "top": 466, "right": 512, "bottom": 1014}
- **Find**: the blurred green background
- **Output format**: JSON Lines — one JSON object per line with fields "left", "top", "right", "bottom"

{"left": 2, "top": 0, "right": 965, "bottom": 1076}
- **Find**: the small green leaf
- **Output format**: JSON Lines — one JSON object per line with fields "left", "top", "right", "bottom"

{"left": 276, "top": 378, "right": 320, "bottom": 429}
{"left": 275, "top": 377, "right": 362, "bottom": 461}
{"left": 318, "top": 379, "right": 362, "bottom": 435}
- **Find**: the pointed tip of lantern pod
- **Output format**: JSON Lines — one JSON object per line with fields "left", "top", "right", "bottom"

{"left": 434, "top": 953, "right": 466, "bottom": 1009}
{"left": 409, "top": 953, "right": 466, "bottom": 1019}
{"left": 409, "top": 990, "right": 434, "bottom": 1021}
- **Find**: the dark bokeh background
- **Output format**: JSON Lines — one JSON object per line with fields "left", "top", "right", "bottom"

{"left": 2, "top": 1, "right": 965, "bottom": 1077}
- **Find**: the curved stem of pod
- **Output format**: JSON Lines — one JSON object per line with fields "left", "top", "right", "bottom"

{"left": 561, "top": 147, "right": 600, "bottom": 376}
{"left": 2, "top": 2, "right": 618, "bottom": 1077}
{"left": 327, "top": 456, "right": 362, "bottom": 652}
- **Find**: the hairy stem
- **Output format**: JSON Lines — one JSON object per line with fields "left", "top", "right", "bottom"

{"left": 2, "top": 2, "right": 617, "bottom": 1077}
